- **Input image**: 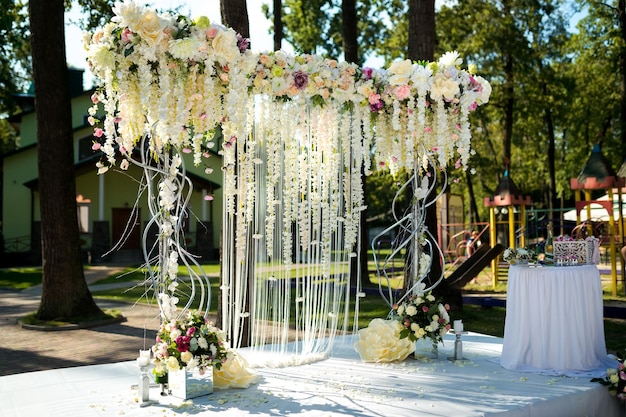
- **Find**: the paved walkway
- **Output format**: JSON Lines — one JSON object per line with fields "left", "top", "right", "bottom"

{"left": 0, "top": 266, "right": 164, "bottom": 377}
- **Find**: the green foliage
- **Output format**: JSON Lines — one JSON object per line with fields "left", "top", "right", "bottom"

{"left": 0, "top": 0, "right": 31, "bottom": 115}
{"left": 266, "top": 0, "right": 391, "bottom": 64}
{"left": 0, "top": 118, "right": 19, "bottom": 149}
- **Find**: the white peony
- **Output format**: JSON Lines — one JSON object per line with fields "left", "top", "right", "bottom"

{"left": 134, "top": 9, "right": 167, "bottom": 49}
{"left": 475, "top": 76, "right": 492, "bottom": 103}
{"left": 111, "top": 0, "right": 145, "bottom": 30}
{"left": 86, "top": 43, "right": 116, "bottom": 72}
{"left": 354, "top": 318, "right": 415, "bottom": 363}
{"left": 430, "top": 74, "right": 460, "bottom": 102}
{"left": 214, "top": 350, "right": 260, "bottom": 389}
{"left": 387, "top": 59, "right": 413, "bottom": 86}
{"left": 211, "top": 27, "right": 240, "bottom": 64}
{"left": 169, "top": 38, "right": 203, "bottom": 61}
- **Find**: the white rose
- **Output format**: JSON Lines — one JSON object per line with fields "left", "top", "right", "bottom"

{"left": 165, "top": 356, "right": 180, "bottom": 371}
{"left": 134, "top": 9, "right": 167, "bottom": 48}
{"left": 212, "top": 27, "right": 240, "bottom": 64}
{"left": 180, "top": 350, "right": 193, "bottom": 364}
{"left": 354, "top": 319, "right": 415, "bottom": 363}
{"left": 214, "top": 350, "right": 260, "bottom": 389}
{"left": 405, "top": 305, "right": 418, "bottom": 316}
{"left": 387, "top": 59, "right": 413, "bottom": 86}
{"left": 414, "top": 328, "right": 426, "bottom": 339}
{"left": 430, "top": 74, "right": 459, "bottom": 102}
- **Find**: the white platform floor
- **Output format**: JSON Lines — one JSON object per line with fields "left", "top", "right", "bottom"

{"left": 2, "top": 333, "right": 624, "bottom": 417}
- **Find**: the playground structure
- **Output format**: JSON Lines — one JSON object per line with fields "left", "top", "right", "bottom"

{"left": 570, "top": 145, "right": 624, "bottom": 296}
{"left": 483, "top": 169, "right": 532, "bottom": 288}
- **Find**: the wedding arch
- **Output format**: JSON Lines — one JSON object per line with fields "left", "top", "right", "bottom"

{"left": 85, "top": 0, "right": 490, "bottom": 365}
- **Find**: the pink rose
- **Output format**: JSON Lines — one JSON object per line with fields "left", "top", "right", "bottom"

{"left": 395, "top": 84, "right": 411, "bottom": 100}
{"left": 368, "top": 93, "right": 381, "bottom": 105}
{"left": 206, "top": 27, "right": 218, "bottom": 39}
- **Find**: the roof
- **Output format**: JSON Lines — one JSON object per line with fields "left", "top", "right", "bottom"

{"left": 483, "top": 169, "right": 532, "bottom": 207}
{"left": 570, "top": 144, "right": 623, "bottom": 190}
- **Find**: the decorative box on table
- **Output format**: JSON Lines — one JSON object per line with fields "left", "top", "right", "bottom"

{"left": 168, "top": 367, "right": 213, "bottom": 400}
{"left": 553, "top": 238, "right": 598, "bottom": 265}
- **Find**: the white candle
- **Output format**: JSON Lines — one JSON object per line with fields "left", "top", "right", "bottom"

{"left": 454, "top": 320, "right": 463, "bottom": 333}
{"left": 137, "top": 349, "right": 151, "bottom": 367}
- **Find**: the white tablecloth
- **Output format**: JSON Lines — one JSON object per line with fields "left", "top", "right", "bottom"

{"left": 501, "top": 265, "right": 608, "bottom": 375}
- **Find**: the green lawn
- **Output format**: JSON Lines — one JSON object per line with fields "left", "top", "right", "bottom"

{"left": 3, "top": 263, "right": 625, "bottom": 353}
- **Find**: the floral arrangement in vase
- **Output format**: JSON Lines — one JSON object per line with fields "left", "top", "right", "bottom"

{"left": 152, "top": 310, "right": 229, "bottom": 378}
{"left": 392, "top": 288, "right": 451, "bottom": 345}
{"left": 592, "top": 350, "right": 626, "bottom": 400}
{"left": 502, "top": 247, "right": 534, "bottom": 264}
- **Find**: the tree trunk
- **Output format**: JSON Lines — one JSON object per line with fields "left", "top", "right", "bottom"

{"left": 617, "top": 0, "right": 626, "bottom": 161}
{"left": 407, "top": 0, "right": 462, "bottom": 309}
{"left": 29, "top": 0, "right": 103, "bottom": 321}
{"left": 221, "top": 0, "right": 250, "bottom": 40}
{"left": 342, "top": 0, "right": 359, "bottom": 65}
{"left": 466, "top": 173, "right": 481, "bottom": 224}
{"left": 546, "top": 102, "right": 556, "bottom": 220}
{"left": 503, "top": 51, "right": 514, "bottom": 168}
{"left": 273, "top": 0, "right": 283, "bottom": 51}
{"left": 340, "top": 0, "right": 369, "bottom": 288}
{"left": 220, "top": 0, "right": 251, "bottom": 346}
{"left": 408, "top": 0, "right": 435, "bottom": 61}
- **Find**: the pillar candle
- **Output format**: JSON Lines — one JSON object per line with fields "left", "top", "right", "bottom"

{"left": 454, "top": 320, "right": 463, "bottom": 333}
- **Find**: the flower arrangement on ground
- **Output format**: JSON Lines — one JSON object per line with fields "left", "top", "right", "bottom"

{"left": 502, "top": 247, "right": 534, "bottom": 264}
{"left": 592, "top": 350, "right": 626, "bottom": 400}
{"left": 152, "top": 310, "right": 228, "bottom": 378}
{"left": 392, "top": 287, "right": 451, "bottom": 346}
{"left": 353, "top": 318, "right": 416, "bottom": 363}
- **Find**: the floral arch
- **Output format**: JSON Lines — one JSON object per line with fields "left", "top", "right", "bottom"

{"left": 85, "top": 0, "right": 491, "bottom": 365}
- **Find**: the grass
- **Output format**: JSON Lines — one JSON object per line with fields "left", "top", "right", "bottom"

{"left": 0, "top": 267, "right": 46, "bottom": 290}
{"left": 3, "top": 263, "right": 625, "bottom": 353}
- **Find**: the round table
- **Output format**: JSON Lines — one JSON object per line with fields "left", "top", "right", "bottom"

{"left": 500, "top": 264, "right": 607, "bottom": 373}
